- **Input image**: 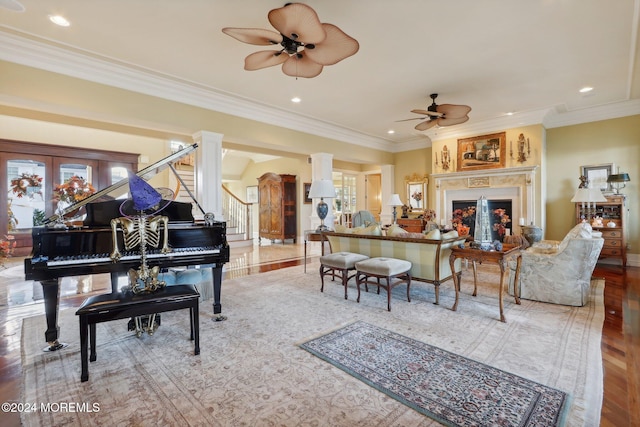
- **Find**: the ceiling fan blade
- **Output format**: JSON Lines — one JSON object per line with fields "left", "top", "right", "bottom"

{"left": 268, "top": 3, "right": 325, "bottom": 44}
{"left": 244, "top": 50, "right": 288, "bottom": 71}
{"left": 437, "top": 116, "right": 470, "bottom": 127}
{"left": 415, "top": 120, "right": 438, "bottom": 131}
{"left": 304, "top": 24, "right": 359, "bottom": 65}
{"left": 437, "top": 104, "right": 472, "bottom": 119}
{"left": 395, "top": 117, "right": 426, "bottom": 122}
{"left": 282, "top": 53, "right": 323, "bottom": 78}
{"left": 221, "top": 28, "right": 283, "bottom": 45}
{"left": 411, "top": 108, "right": 442, "bottom": 118}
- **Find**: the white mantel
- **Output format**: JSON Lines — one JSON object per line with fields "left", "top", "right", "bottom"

{"left": 431, "top": 166, "right": 539, "bottom": 231}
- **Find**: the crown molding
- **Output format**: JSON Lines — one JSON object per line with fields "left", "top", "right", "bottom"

{"left": 0, "top": 30, "right": 394, "bottom": 152}
{"left": 542, "top": 99, "right": 640, "bottom": 128}
{"left": 2, "top": 30, "right": 639, "bottom": 154}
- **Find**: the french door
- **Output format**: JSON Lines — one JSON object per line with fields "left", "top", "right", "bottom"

{"left": 2, "top": 139, "right": 139, "bottom": 255}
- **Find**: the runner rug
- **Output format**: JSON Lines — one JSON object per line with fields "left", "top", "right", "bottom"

{"left": 300, "top": 320, "right": 568, "bottom": 427}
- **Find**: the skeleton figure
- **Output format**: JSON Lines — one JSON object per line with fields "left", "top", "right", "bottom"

{"left": 110, "top": 214, "right": 170, "bottom": 294}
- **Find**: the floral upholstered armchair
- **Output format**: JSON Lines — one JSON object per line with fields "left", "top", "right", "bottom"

{"left": 508, "top": 222, "right": 604, "bottom": 306}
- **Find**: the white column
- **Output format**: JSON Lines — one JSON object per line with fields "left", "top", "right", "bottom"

{"left": 310, "top": 152, "right": 334, "bottom": 230}
{"left": 380, "top": 164, "right": 395, "bottom": 225}
{"left": 193, "top": 131, "right": 224, "bottom": 221}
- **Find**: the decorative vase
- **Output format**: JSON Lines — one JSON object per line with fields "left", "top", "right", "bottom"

{"left": 522, "top": 223, "right": 543, "bottom": 246}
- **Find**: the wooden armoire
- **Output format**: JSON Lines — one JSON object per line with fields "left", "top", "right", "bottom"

{"left": 258, "top": 173, "right": 297, "bottom": 243}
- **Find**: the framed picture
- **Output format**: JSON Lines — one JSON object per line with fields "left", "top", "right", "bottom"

{"left": 303, "top": 182, "right": 312, "bottom": 204}
{"left": 404, "top": 173, "right": 428, "bottom": 212}
{"left": 246, "top": 185, "right": 258, "bottom": 203}
{"left": 457, "top": 132, "right": 506, "bottom": 172}
{"left": 581, "top": 163, "right": 615, "bottom": 192}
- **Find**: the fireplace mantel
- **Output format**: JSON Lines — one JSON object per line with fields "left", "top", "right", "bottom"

{"left": 431, "top": 166, "right": 539, "bottom": 229}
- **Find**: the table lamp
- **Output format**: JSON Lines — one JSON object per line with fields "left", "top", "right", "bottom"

{"left": 606, "top": 173, "right": 630, "bottom": 195}
{"left": 387, "top": 194, "right": 404, "bottom": 224}
{"left": 571, "top": 187, "right": 606, "bottom": 221}
{"left": 308, "top": 179, "right": 336, "bottom": 232}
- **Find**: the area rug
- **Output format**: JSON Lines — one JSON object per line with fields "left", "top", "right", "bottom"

{"left": 20, "top": 262, "right": 604, "bottom": 426}
{"left": 300, "top": 321, "right": 567, "bottom": 426}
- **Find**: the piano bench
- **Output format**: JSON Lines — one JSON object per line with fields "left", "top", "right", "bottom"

{"left": 75, "top": 284, "right": 200, "bottom": 382}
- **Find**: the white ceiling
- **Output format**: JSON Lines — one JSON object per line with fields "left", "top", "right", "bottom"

{"left": 1, "top": 0, "right": 640, "bottom": 152}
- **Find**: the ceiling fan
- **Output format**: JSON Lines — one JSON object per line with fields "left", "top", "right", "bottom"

{"left": 399, "top": 94, "right": 472, "bottom": 131}
{"left": 222, "top": 2, "right": 359, "bottom": 78}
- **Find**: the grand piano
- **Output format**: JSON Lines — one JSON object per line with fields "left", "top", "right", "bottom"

{"left": 24, "top": 144, "right": 230, "bottom": 351}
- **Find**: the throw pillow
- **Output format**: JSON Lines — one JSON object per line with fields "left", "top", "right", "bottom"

{"left": 334, "top": 224, "right": 352, "bottom": 233}
{"left": 405, "top": 232, "right": 427, "bottom": 239}
{"left": 441, "top": 230, "right": 459, "bottom": 239}
{"left": 387, "top": 224, "right": 408, "bottom": 237}
{"left": 529, "top": 242, "right": 559, "bottom": 254}
{"left": 352, "top": 224, "right": 382, "bottom": 236}
{"left": 424, "top": 228, "right": 442, "bottom": 240}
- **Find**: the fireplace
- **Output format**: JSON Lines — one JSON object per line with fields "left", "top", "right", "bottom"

{"left": 452, "top": 199, "right": 513, "bottom": 241}
{"left": 431, "top": 166, "right": 539, "bottom": 235}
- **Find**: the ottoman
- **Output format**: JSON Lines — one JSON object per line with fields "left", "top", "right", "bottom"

{"left": 320, "top": 252, "right": 370, "bottom": 299}
{"left": 355, "top": 257, "right": 412, "bottom": 311}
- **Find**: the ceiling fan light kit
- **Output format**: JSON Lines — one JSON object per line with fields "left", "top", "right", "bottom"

{"left": 400, "top": 93, "right": 472, "bottom": 131}
{"left": 222, "top": 3, "right": 359, "bottom": 78}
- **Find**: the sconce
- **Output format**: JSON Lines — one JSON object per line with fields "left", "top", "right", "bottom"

{"left": 435, "top": 145, "right": 451, "bottom": 171}
{"left": 510, "top": 133, "right": 530, "bottom": 163}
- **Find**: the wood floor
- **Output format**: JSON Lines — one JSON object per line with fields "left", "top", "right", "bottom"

{"left": 0, "top": 246, "right": 638, "bottom": 426}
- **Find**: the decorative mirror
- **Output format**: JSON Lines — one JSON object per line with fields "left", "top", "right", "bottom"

{"left": 404, "top": 173, "right": 428, "bottom": 213}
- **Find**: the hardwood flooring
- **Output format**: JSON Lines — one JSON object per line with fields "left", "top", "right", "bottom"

{"left": 0, "top": 245, "right": 637, "bottom": 426}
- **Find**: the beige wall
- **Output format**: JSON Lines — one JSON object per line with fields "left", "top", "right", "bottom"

{"left": 546, "top": 116, "right": 639, "bottom": 254}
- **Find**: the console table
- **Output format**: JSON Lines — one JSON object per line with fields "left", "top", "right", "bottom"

{"left": 304, "top": 230, "right": 326, "bottom": 273}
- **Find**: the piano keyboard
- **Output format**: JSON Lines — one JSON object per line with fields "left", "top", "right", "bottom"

{"left": 43, "top": 247, "right": 222, "bottom": 267}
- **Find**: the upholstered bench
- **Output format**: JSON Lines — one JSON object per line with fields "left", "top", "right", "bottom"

{"left": 319, "top": 252, "right": 370, "bottom": 299}
{"left": 76, "top": 284, "right": 200, "bottom": 382}
{"left": 355, "top": 257, "right": 412, "bottom": 311}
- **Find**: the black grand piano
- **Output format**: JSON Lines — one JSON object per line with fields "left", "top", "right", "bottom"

{"left": 24, "top": 144, "right": 230, "bottom": 351}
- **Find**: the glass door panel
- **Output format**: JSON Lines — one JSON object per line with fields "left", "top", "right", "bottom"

{"left": 7, "top": 159, "right": 47, "bottom": 231}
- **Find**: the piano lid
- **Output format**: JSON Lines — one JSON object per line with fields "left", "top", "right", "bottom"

{"left": 46, "top": 143, "right": 199, "bottom": 225}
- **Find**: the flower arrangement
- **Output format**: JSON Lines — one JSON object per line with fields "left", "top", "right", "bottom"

{"left": 492, "top": 208, "right": 511, "bottom": 237}
{"left": 10, "top": 173, "right": 42, "bottom": 198}
{"left": 0, "top": 235, "right": 16, "bottom": 268}
{"left": 423, "top": 209, "right": 436, "bottom": 221}
{"left": 411, "top": 190, "right": 423, "bottom": 203}
{"left": 451, "top": 206, "right": 476, "bottom": 228}
{"left": 54, "top": 176, "right": 96, "bottom": 204}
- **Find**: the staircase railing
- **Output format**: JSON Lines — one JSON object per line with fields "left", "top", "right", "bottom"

{"left": 222, "top": 185, "right": 253, "bottom": 241}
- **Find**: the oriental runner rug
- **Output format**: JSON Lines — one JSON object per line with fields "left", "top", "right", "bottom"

{"left": 300, "top": 321, "right": 567, "bottom": 427}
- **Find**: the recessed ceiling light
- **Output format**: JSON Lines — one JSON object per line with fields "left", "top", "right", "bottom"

{"left": 49, "top": 15, "right": 70, "bottom": 27}
{"left": 0, "top": 0, "right": 25, "bottom": 12}
{"left": 291, "top": 97, "right": 301, "bottom": 103}
{"left": 505, "top": 112, "right": 515, "bottom": 116}
{"left": 387, "top": 130, "right": 395, "bottom": 134}
{"left": 579, "top": 86, "right": 593, "bottom": 93}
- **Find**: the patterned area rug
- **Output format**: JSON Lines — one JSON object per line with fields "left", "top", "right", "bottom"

{"left": 19, "top": 262, "right": 603, "bottom": 426}
{"left": 301, "top": 321, "right": 567, "bottom": 426}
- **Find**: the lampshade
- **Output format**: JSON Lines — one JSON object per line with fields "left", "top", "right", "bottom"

{"left": 387, "top": 194, "right": 403, "bottom": 206}
{"left": 571, "top": 187, "right": 606, "bottom": 203}
{"left": 607, "top": 173, "right": 630, "bottom": 183}
{"left": 308, "top": 179, "right": 336, "bottom": 199}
